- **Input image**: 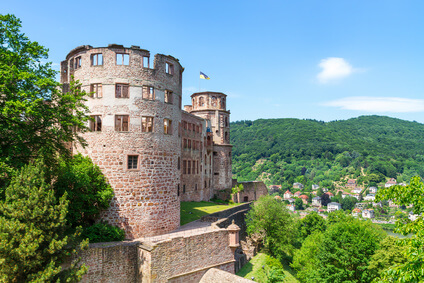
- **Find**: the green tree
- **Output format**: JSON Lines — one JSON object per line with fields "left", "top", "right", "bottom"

{"left": 298, "top": 211, "right": 326, "bottom": 240}
{"left": 291, "top": 232, "right": 324, "bottom": 282}
{"left": 376, "top": 176, "right": 424, "bottom": 282}
{"left": 341, "top": 196, "right": 357, "bottom": 211}
{"left": 0, "top": 14, "right": 89, "bottom": 171}
{"left": 294, "top": 198, "right": 304, "bottom": 210}
{"left": 0, "top": 161, "right": 87, "bottom": 282}
{"left": 246, "top": 195, "right": 297, "bottom": 260}
{"left": 53, "top": 154, "right": 114, "bottom": 228}
{"left": 368, "top": 236, "right": 407, "bottom": 280}
{"left": 317, "top": 217, "right": 386, "bottom": 282}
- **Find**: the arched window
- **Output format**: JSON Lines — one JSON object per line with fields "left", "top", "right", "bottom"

{"left": 221, "top": 97, "right": 226, "bottom": 109}
{"left": 211, "top": 96, "right": 217, "bottom": 107}
{"left": 199, "top": 96, "right": 204, "bottom": 106}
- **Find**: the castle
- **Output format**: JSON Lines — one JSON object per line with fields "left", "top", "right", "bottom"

{"left": 60, "top": 44, "right": 233, "bottom": 239}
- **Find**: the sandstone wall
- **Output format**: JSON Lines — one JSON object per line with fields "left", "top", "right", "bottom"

{"left": 61, "top": 45, "right": 183, "bottom": 239}
{"left": 234, "top": 181, "right": 268, "bottom": 203}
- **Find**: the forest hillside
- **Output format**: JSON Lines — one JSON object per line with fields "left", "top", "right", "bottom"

{"left": 230, "top": 115, "right": 424, "bottom": 189}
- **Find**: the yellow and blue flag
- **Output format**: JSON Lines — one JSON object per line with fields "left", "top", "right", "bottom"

{"left": 200, "top": 72, "right": 210, "bottom": 80}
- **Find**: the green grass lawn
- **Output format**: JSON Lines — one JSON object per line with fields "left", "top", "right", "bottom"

{"left": 180, "top": 201, "right": 241, "bottom": 225}
{"left": 237, "top": 253, "right": 299, "bottom": 283}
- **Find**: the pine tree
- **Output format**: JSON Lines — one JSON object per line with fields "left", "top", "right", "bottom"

{"left": 0, "top": 160, "right": 87, "bottom": 282}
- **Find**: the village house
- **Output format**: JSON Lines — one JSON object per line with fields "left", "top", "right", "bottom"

{"left": 312, "top": 196, "right": 321, "bottom": 206}
{"left": 283, "top": 190, "right": 293, "bottom": 200}
{"left": 274, "top": 195, "right": 282, "bottom": 201}
{"left": 324, "top": 192, "right": 334, "bottom": 199}
{"left": 352, "top": 187, "right": 362, "bottom": 194}
{"left": 409, "top": 212, "right": 420, "bottom": 221}
{"left": 311, "top": 191, "right": 317, "bottom": 196}
{"left": 352, "top": 208, "right": 362, "bottom": 217}
{"left": 364, "top": 194, "right": 376, "bottom": 201}
{"left": 287, "top": 198, "right": 295, "bottom": 204}
{"left": 287, "top": 204, "right": 295, "bottom": 212}
{"left": 269, "top": 185, "right": 282, "bottom": 195}
{"left": 322, "top": 188, "right": 328, "bottom": 193}
{"left": 362, "top": 209, "right": 375, "bottom": 219}
{"left": 347, "top": 179, "right": 356, "bottom": 187}
{"left": 352, "top": 194, "right": 361, "bottom": 201}
{"left": 385, "top": 178, "right": 397, "bottom": 188}
{"left": 294, "top": 191, "right": 302, "bottom": 197}
{"left": 312, "top": 184, "right": 319, "bottom": 190}
{"left": 327, "top": 202, "right": 342, "bottom": 212}
{"left": 369, "top": 187, "right": 378, "bottom": 194}
{"left": 293, "top": 182, "right": 304, "bottom": 189}
{"left": 299, "top": 195, "right": 309, "bottom": 205}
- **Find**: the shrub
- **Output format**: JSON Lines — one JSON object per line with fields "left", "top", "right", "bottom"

{"left": 82, "top": 222, "right": 125, "bottom": 243}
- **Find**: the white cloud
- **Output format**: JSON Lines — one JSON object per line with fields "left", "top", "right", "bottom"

{"left": 324, "top": 96, "right": 424, "bottom": 113}
{"left": 317, "top": 57, "right": 354, "bottom": 83}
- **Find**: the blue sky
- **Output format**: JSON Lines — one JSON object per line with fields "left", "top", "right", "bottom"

{"left": 4, "top": 0, "right": 424, "bottom": 122}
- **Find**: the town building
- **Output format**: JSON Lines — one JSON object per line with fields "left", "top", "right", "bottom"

{"left": 312, "top": 196, "right": 321, "bottom": 206}
{"left": 362, "top": 209, "right": 375, "bottom": 219}
{"left": 369, "top": 187, "right": 378, "bottom": 194}
{"left": 312, "top": 184, "right": 319, "bottom": 190}
{"left": 299, "top": 194, "right": 309, "bottom": 205}
{"left": 61, "top": 44, "right": 233, "bottom": 239}
{"left": 327, "top": 202, "right": 341, "bottom": 212}
{"left": 347, "top": 179, "right": 356, "bottom": 187}
{"left": 364, "top": 194, "right": 376, "bottom": 201}
{"left": 385, "top": 178, "right": 397, "bottom": 188}
{"left": 283, "top": 190, "right": 293, "bottom": 200}
{"left": 352, "top": 208, "right": 362, "bottom": 217}
{"left": 293, "top": 182, "right": 304, "bottom": 189}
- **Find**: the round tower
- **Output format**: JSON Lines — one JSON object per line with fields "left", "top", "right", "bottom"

{"left": 61, "top": 44, "right": 183, "bottom": 239}
{"left": 188, "top": 92, "right": 232, "bottom": 191}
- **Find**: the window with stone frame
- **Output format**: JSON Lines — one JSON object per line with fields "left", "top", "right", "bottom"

{"left": 163, "top": 118, "right": 172, "bottom": 135}
{"left": 74, "top": 56, "right": 81, "bottom": 69}
{"left": 165, "top": 62, "right": 174, "bottom": 75}
{"left": 91, "top": 53, "right": 103, "bottom": 66}
{"left": 187, "top": 160, "right": 191, "bottom": 175}
{"left": 90, "top": 83, "right": 102, "bottom": 98}
{"left": 141, "top": 116, "right": 154, "bottom": 132}
{"left": 188, "top": 139, "right": 192, "bottom": 149}
{"left": 115, "top": 115, "right": 129, "bottom": 131}
{"left": 115, "top": 83, "right": 129, "bottom": 98}
{"left": 221, "top": 97, "right": 226, "bottom": 109}
{"left": 177, "top": 184, "right": 180, "bottom": 196}
{"left": 183, "top": 139, "right": 187, "bottom": 149}
{"left": 211, "top": 96, "right": 217, "bottom": 107}
{"left": 127, "top": 155, "right": 138, "bottom": 170}
{"left": 199, "top": 96, "right": 204, "bottom": 107}
{"left": 143, "top": 86, "right": 155, "bottom": 100}
{"left": 90, "top": 115, "right": 102, "bottom": 132}
{"left": 165, "top": 90, "right": 173, "bottom": 104}
{"left": 183, "top": 160, "right": 187, "bottom": 174}
{"left": 143, "top": 56, "right": 149, "bottom": 68}
{"left": 116, "top": 53, "right": 129, "bottom": 65}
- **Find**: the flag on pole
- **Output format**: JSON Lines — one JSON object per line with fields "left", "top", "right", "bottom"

{"left": 200, "top": 72, "right": 210, "bottom": 80}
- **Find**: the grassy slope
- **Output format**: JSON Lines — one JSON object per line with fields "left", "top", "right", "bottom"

{"left": 237, "top": 253, "right": 299, "bottom": 283}
{"left": 180, "top": 201, "right": 240, "bottom": 225}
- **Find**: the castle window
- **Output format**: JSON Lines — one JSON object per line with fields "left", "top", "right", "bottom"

{"left": 165, "top": 90, "right": 173, "bottom": 104}
{"left": 178, "top": 96, "right": 182, "bottom": 109}
{"left": 183, "top": 139, "right": 187, "bottom": 149}
{"left": 90, "top": 83, "right": 102, "bottom": 98}
{"left": 91, "top": 53, "right": 103, "bottom": 66}
{"left": 221, "top": 97, "right": 226, "bottom": 109}
{"left": 164, "top": 119, "right": 172, "bottom": 135}
{"left": 225, "top": 116, "right": 228, "bottom": 127}
{"left": 115, "top": 84, "right": 129, "bottom": 98}
{"left": 225, "top": 132, "right": 229, "bottom": 143}
{"left": 211, "top": 96, "right": 217, "bottom": 107}
{"left": 177, "top": 184, "right": 180, "bottom": 196}
{"left": 141, "top": 116, "right": 154, "bottom": 132}
{"left": 188, "top": 139, "right": 192, "bottom": 149}
{"left": 127, "top": 155, "right": 138, "bottom": 170}
{"left": 143, "top": 86, "right": 155, "bottom": 100}
{"left": 183, "top": 185, "right": 186, "bottom": 194}
{"left": 115, "top": 115, "right": 129, "bottom": 131}
{"left": 187, "top": 160, "right": 191, "bottom": 174}
{"left": 74, "top": 56, "right": 81, "bottom": 69}
{"left": 116, "top": 53, "right": 129, "bottom": 65}
{"left": 143, "top": 56, "right": 149, "bottom": 68}
{"left": 183, "top": 160, "right": 187, "bottom": 174}
{"left": 199, "top": 96, "right": 204, "bottom": 107}
{"left": 165, "top": 62, "right": 174, "bottom": 75}
{"left": 90, "top": 115, "right": 102, "bottom": 132}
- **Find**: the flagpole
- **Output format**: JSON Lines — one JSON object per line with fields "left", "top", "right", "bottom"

{"left": 199, "top": 71, "right": 201, "bottom": 92}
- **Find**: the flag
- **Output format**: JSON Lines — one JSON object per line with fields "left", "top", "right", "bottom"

{"left": 200, "top": 72, "right": 210, "bottom": 80}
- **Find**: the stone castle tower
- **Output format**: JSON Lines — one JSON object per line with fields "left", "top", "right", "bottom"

{"left": 60, "top": 44, "right": 232, "bottom": 239}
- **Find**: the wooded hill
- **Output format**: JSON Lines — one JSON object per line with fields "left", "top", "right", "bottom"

{"left": 230, "top": 115, "right": 424, "bottom": 189}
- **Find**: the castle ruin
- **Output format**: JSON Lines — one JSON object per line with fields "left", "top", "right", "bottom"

{"left": 60, "top": 44, "right": 233, "bottom": 239}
